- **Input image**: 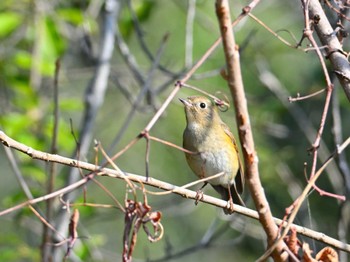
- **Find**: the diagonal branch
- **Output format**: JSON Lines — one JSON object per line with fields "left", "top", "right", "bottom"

{"left": 215, "top": 0, "right": 289, "bottom": 261}
{"left": 257, "top": 136, "right": 350, "bottom": 261}
{"left": 307, "top": 0, "right": 350, "bottom": 101}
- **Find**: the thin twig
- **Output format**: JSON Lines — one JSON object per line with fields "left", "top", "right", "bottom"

{"left": 148, "top": 135, "right": 196, "bottom": 155}
{"left": 3, "top": 147, "right": 34, "bottom": 199}
{"left": 108, "top": 33, "right": 170, "bottom": 153}
{"left": 149, "top": 220, "right": 233, "bottom": 262}
{"left": 114, "top": 21, "right": 145, "bottom": 86}
{"left": 288, "top": 88, "right": 326, "bottom": 102}
{"left": 146, "top": 172, "right": 225, "bottom": 196}
{"left": 54, "top": 2, "right": 121, "bottom": 259}
{"left": 185, "top": 0, "right": 196, "bottom": 67}
{"left": 42, "top": 58, "right": 61, "bottom": 259}
{"left": 0, "top": 171, "right": 96, "bottom": 217}
{"left": 145, "top": 133, "right": 151, "bottom": 180}
{"left": 257, "top": 137, "right": 350, "bottom": 261}
{"left": 331, "top": 82, "right": 350, "bottom": 193}
{"left": 257, "top": 60, "right": 343, "bottom": 191}
{"left": 301, "top": 0, "right": 343, "bottom": 200}
{"left": 98, "top": 141, "right": 137, "bottom": 199}
{"left": 0, "top": 131, "right": 349, "bottom": 252}
{"left": 307, "top": 0, "right": 350, "bottom": 100}
{"left": 180, "top": 83, "right": 230, "bottom": 109}
{"left": 30, "top": 205, "right": 66, "bottom": 243}
{"left": 248, "top": 13, "right": 294, "bottom": 48}
{"left": 141, "top": 0, "right": 262, "bottom": 134}
{"left": 126, "top": 0, "right": 175, "bottom": 76}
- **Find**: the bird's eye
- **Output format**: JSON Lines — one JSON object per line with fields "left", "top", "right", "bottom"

{"left": 199, "top": 102, "right": 206, "bottom": 109}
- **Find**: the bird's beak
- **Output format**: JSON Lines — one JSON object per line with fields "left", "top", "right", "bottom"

{"left": 179, "top": 98, "right": 192, "bottom": 107}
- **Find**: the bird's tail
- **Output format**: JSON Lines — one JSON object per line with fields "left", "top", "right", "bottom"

{"left": 212, "top": 184, "right": 245, "bottom": 207}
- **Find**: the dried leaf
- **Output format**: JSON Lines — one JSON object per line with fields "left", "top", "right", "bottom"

{"left": 315, "top": 247, "right": 338, "bottom": 262}
{"left": 284, "top": 226, "right": 301, "bottom": 257}
{"left": 302, "top": 243, "right": 317, "bottom": 262}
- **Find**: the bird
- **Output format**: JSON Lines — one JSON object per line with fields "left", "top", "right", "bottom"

{"left": 179, "top": 96, "right": 245, "bottom": 213}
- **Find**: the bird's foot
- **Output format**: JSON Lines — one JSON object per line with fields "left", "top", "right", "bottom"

{"left": 224, "top": 198, "right": 235, "bottom": 215}
{"left": 195, "top": 190, "right": 204, "bottom": 205}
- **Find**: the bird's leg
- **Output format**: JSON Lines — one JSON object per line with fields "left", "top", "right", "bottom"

{"left": 226, "top": 185, "right": 235, "bottom": 214}
{"left": 195, "top": 182, "right": 208, "bottom": 205}
{"left": 194, "top": 158, "right": 208, "bottom": 205}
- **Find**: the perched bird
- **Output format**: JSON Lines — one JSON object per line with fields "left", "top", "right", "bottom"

{"left": 180, "top": 96, "right": 245, "bottom": 213}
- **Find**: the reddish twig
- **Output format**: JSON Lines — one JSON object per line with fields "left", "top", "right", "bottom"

{"left": 307, "top": 0, "right": 350, "bottom": 100}
{"left": 215, "top": 0, "right": 289, "bottom": 261}
{"left": 142, "top": 0, "right": 262, "bottom": 135}
{"left": 257, "top": 136, "right": 350, "bottom": 261}
{"left": 301, "top": 0, "right": 344, "bottom": 200}
{"left": 29, "top": 205, "right": 65, "bottom": 243}
{"left": 324, "top": 0, "right": 350, "bottom": 22}
{"left": 248, "top": 13, "right": 295, "bottom": 48}
{"left": 64, "top": 209, "right": 80, "bottom": 259}
{"left": 147, "top": 135, "right": 196, "bottom": 155}
{"left": 0, "top": 172, "right": 96, "bottom": 217}
{"left": 288, "top": 88, "right": 326, "bottom": 102}
{"left": 122, "top": 187, "right": 163, "bottom": 262}
{"left": 110, "top": 136, "right": 140, "bottom": 163}
{"left": 42, "top": 58, "right": 61, "bottom": 260}
{"left": 180, "top": 82, "right": 231, "bottom": 109}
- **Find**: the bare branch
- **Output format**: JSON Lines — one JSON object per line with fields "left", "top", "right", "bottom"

{"left": 301, "top": 0, "right": 343, "bottom": 200}
{"left": 54, "top": 1, "right": 121, "bottom": 259}
{"left": 258, "top": 136, "right": 350, "bottom": 261}
{"left": 308, "top": 0, "right": 350, "bottom": 101}
{"left": 215, "top": 0, "right": 289, "bottom": 261}
{"left": 1, "top": 131, "right": 349, "bottom": 252}
{"left": 42, "top": 58, "right": 61, "bottom": 260}
{"left": 185, "top": 0, "right": 196, "bottom": 67}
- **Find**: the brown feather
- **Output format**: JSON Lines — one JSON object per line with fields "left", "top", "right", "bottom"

{"left": 221, "top": 122, "right": 245, "bottom": 194}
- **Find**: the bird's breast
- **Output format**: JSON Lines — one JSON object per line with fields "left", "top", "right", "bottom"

{"left": 184, "top": 128, "right": 239, "bottom": 186}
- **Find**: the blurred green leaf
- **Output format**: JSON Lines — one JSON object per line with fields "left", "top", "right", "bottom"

{"left": 59, "top": 98, "right": 83, "bottom": 112}
{"left": 38, "top": 17, "right": 66, "bottom": 76}
{"left": 0, "top": 235, "right": 39, "bottom": 261}
{"left": 21, "top": 164, "right": 46, "bottom": 184}
{"left": 13, "top": 51, "right": 32, "bottom": 70}
{"left": 0, "top": 12, "right": 22, "bottom": 37}
{"left": 0, "top": 112, "right": 46, "bottom": 150}
{"left": 119, "top": 0, "right": 155, "bottom": 38}
{"left": 57, "top": 8, "right": 84, "bottom": 25}
{"left": 2, "top": 191, "right": 27, "bottom": 208}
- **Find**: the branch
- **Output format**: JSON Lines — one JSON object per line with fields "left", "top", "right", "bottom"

{"left": 185, "top": 0, "right": 196, "bottom": 67}
{"left": 42, "top": 58, "right": 61, "bottom": 260}
{"left": 54, "top": 1, "right": 121, "bottom": 259}
{"left": 257, "top": 136, "right": 350, "bottom": 261}
{"left": 308, "top": 0, "right": 350, "bottom": 101}
{"left": 215, "top": 1, "right": 288, "bottom": 261}
{"left": 1, "top": 131, "right": 349, "bottom": 253}
{"left": 257, "top": 60, "right": 344, "bottom": 193}
{"left": 300, "top": 0, "right": 342, "bottom": 200}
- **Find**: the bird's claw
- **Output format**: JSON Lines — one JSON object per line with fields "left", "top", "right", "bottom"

{"left": 195, "top": 190, "right": 204, "bottom": 205}
{"left": 224, "top": 198, "right": 235, "bottom": 215}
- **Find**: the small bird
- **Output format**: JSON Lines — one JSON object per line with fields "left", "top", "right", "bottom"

{"left": 180, "top": 96, "right": 245, "bottom": 213}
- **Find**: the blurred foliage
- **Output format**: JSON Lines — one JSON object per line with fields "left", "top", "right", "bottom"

{"left": 0, "top": 0, "right": 349, "bottom": 261}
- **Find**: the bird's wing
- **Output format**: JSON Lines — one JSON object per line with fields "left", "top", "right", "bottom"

{"left": 221, "top": 122, "right": 245, "bottom": 194}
